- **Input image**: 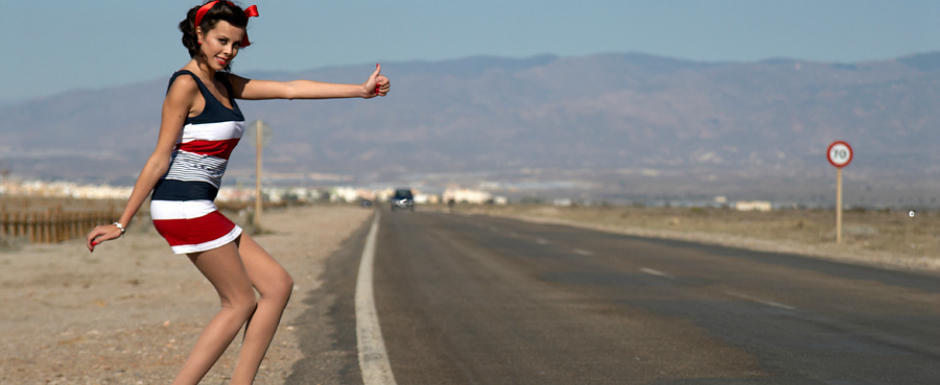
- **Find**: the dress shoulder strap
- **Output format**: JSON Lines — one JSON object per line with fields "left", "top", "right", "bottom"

{"left": 166, "top": 70, "right": 211, "bottom": 97}
{"left": 165, "top": 70, "right": 242, "bottom": 120}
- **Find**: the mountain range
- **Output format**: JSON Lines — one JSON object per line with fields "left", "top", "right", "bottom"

{"left": 1, "top": 52, "right": 938, "bottom": 207}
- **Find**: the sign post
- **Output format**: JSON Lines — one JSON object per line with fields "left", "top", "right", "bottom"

{"left": 250, "top": 120, "right": 271, "bottom": 228}
{"left": 827, "top": 140, "right": 853, "bottom": 244}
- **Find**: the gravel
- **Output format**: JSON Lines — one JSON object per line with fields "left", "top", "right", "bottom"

{"left": 0, "top": 204, "right": 372, "bottom": 385}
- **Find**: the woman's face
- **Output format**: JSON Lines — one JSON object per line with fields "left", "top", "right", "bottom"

{"left": 197, "top": 20, "right": 245, "bottom": 70}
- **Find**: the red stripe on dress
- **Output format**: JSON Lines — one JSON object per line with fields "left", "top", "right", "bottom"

{"left": 152, "top": 210, "right": 236, "bottom": 247}
{"left": 178, "top": 138, "right": 241, "bottom": 159}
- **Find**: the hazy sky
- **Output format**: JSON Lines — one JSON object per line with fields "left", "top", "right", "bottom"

{"left": 2, "top": 0, "right": 939, "bottom": 102}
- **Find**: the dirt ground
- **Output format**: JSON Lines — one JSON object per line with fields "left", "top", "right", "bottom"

{"left": 0, "top": 204, "right": 373, "bottom": 385}
{"left": 449, "top": 204, "right": 940, "bottom": 273}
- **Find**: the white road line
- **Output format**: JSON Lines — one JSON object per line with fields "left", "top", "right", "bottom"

{"left": 640, "top": 267, "right": 674, "bottom": 279}
{"left": 355, "top": 212, "right": 397, "bottom": 385}
{"left": 535, "top": 238, "right": 550, "bottom": 245}
{"left": 572, "top": 249, "right": 594, "bottom": 256}
{"left": 725, "top": 290, "right": 796, "bottom": 311}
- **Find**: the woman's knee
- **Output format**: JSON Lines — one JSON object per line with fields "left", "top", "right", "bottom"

{"left": 224, "top": 293, "right": 258, "bottom": 318}
{"left": 274, "top": 272, "right": 294, "bottom": 303}
{"left": 284, "top": 273, "right": 295, "bottom": 299}
{"left": 262, "top": 270, "right": 293, "bottom": 304}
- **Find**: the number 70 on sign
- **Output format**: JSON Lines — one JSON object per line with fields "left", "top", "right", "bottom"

{"left": 827, "top": 140, "right": 853, "bottom": 168}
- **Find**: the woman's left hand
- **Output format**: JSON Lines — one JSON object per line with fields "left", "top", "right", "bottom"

{"left": 362, "top": 63, "right": 390, "bottom": 98}
{"left": 86, "top": 224, "right": 123, "bottom": 252}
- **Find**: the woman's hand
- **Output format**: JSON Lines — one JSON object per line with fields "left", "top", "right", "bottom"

{"left": 362, "top": 63, "right": 390, "bottom": 98}
{"left": 86, "top": 224, "right": 123, "bottom": 252}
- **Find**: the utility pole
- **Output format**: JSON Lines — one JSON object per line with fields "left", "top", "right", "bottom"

{"left": 252, "top": 120, "right": 269, "bottom": 228}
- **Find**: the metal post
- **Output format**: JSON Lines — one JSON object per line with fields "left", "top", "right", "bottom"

{"left": 254, "top": 120, "right": 263, "bottom": 228}
{"left": 836, "top": 167, "right": 843, "bottom": 244}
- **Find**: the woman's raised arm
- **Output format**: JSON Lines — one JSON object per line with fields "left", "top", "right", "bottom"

{"left": 227, "top": 63, "right": 390, "bottom": 100}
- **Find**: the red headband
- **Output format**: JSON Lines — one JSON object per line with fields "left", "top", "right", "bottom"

{"left": 195, "top": 1, "right": 259, "bottom": 47}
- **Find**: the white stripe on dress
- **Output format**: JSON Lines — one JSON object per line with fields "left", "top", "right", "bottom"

{"left": 168, "top": 225, "right": 242, "bottom": 254}
{"left": 180, "top": 121, "right": 245, "bottom": 142}
{"left": 150, "top": 200, "right": 217, "bottom": 220}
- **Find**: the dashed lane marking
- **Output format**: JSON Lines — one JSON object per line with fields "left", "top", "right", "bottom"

{"left": 536, "top": 238, "right": 550, "bottom": 245}
{"left": 573, "top": 249, "right": 595, "bottom": 256}
{"left": 725, "top": 290, "right": 797, "bottom": 311}
{"left": 640, "top": 267, "right": 675, "bottom": 279}
{"left": 355, "top": 212, "right": 397, "bottom": 385}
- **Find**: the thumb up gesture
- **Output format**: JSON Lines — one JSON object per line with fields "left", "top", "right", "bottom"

{"left": 362, "top": 63, "right": 390, "bottom": 98}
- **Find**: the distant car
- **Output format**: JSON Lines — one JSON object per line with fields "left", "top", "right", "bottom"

{"left": 391, "top": 188, "right": 415, "bottom": 212}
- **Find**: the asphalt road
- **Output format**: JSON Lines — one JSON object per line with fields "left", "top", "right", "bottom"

{"left": 368, "top": 210, "right": 940, "bottom": 385}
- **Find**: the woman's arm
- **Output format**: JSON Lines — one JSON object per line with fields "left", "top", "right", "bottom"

{"left": 86, "top": 76, "right": 197, "bottom": 251}
{"left": 228, "top": 63, "right": 390, "bottom": 100}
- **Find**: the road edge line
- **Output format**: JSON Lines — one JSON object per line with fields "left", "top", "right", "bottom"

{"left": 355, "top": 211, "right": 397, "bottom": 385}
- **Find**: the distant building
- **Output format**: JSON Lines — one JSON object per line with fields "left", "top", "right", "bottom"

{"left": 217, "top": 186, "right": 254, "bottom": 202}
{"left": 734, "top": 200, "right": 772, "bottom": 212}
{"left": 0, "top": 179, "right": 133, "bottom": 199}
{"left": 414, "top": 193, "right": 440, "bottom": 205}
{"left": 331, "top": 187, "right": 375, "bottom": 203}
{"left": 443, "top": 188, "right": 492, "bottom": 204}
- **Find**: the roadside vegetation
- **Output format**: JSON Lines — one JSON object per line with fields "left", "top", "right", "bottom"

{"left": 448, "top": 204, "right": 939, "bottom": 272}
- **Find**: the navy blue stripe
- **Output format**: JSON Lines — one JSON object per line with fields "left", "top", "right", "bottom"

{"left": 152, "top": 179, "right": 219, "bottom": 201}
{"left": 166, "top": 71, "right": 244, "bottom": 125}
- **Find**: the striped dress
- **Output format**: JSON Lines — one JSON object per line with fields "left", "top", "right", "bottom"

{"left": 150, "top": 70, "right": 244, "bottom": 254}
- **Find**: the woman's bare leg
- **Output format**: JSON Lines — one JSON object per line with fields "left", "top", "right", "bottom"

{"left": 229, "top": 233, "right": 294, "bottom": 384}
{"left": 172, "top": 242, "right": 257, "bottom": 385}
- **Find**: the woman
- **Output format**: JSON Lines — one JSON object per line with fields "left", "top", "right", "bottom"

{"left": 85, "top": 2, "right": 390, "bottom": 384}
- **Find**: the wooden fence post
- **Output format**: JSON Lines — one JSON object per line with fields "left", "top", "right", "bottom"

{"left": 69, "top": 212, "right": 77, "bottom": 241}
{"left": 26, "top": 212, "right": 35, "bottom": 243}
{"left": 14, "top": 212, "right": 21, "bottom": 238}
{"left": 42, "top": 210, "right": 50, "bottom": 243}
{"left": 20, "top": 212, "right": 27, "bottom": 239}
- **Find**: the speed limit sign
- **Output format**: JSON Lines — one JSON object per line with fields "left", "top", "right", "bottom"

{"left": 827, "top": 140, "right": 853, "bottom": 168}
{"left": 827, "top": 140, "right": 853, "bottom": 244}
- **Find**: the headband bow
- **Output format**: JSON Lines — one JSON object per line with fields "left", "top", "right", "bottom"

{"left": 195, "top": 1, "right": 259, "bottom": 47}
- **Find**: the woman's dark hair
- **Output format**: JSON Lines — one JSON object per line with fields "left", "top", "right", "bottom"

{"left": 179, "top": 1, "right": 249, "bottom": 68}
